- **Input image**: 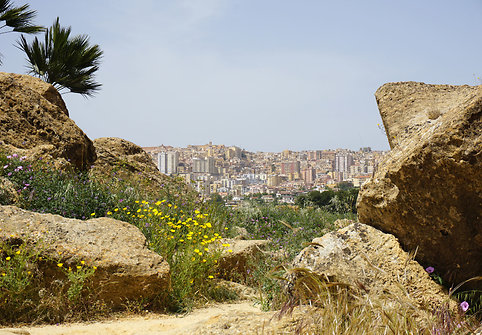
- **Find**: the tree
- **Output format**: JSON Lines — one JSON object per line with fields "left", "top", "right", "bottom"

{"left": 0, "top": 0, "right": 43, "bottom": 64}
{"left": 337, "top": 181, "right": 354, "bottom": 191}
{"left": 17, "top": 17, "right": 103, "bottom": 97}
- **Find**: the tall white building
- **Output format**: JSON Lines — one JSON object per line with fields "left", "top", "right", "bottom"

{"left": 334, "top": 154, "right": 354, "bottom": 173}
{"left": 158, "top": 151, "right": 179, "bottom": 175}
{"left": 192, "top": 157, "right": 216, "bottom": 174}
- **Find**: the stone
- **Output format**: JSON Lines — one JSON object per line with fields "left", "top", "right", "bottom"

{"left": 357, "top": 82, "right": 482, "bottom": 290}
{"left": 0, "top": 177, "right": 18, "bottom": 205}
{"left": 89, "top": 137, "right": 191, "bottom": 196}
{"left": 0, "top": 72, "right": 96, "bottom": 170}
{"left": 217, "top": 239, "right": 270, "bottom": 282}
{"left": 0, "top": 205, "right": 170, "bottom": 307}
{"left": 292, "top": 223, "right": 455, "bottom": 312}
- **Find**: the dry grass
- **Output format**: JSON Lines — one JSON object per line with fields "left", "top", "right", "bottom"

{"left": 271, "top": 268, "right": 481, "bottom": 335}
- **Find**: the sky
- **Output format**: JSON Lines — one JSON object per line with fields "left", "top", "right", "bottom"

{"left": 1, "top": 1, "right": 482, "bottom": 152}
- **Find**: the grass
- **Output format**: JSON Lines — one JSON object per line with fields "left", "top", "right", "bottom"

{"left": 0, "top": 151, "right": 480, "bottom": 332}
{"left": 272, "top": 268, "right": 481, "bottom": 334}
{"left": 0, "top": 239, "right": 100, "bottom": 324}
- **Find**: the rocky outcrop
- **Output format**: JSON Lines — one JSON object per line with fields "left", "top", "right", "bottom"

{"left": 0, "top": 177, "right": 18, "bottom": 205}
{"left": 0, "top": 205, "right": 170, "bottom": 307}
{"left": 89, "top": 137, "right": 190, "bottom": 196}
{"left": 217, "top": 239, "right": 270, "bottom": 282}
{"left": 357, "top": 82, "right": 481, "bottom": 290}
{"left": 292, "top": 223, "right": 455, "bottom": 311}
{"left": 0, "top": 72, "right": 96, "bottom": 170}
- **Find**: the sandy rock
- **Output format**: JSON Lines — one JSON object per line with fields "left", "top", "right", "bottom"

{"left": 214, "top": 280, "right": 258, "bottom": 300}
{"left": 0, "top": 330, "right": 31, "bottom": 335}
{"left": 0, "top": 72, "right": 96, "bottom": 170}
{"left": 217, "top": 239, "right": 270, "bottom": 282}
{"left": 292, "top": 223, "right": 455, "bottom": 312}
{"left": 357, "top": 82, "right": 482, "bottom": 290}
{"left": 0, "top": 205, "right": 170, "bottom": 307}
{"left": 0, "top": 177, "right": 18, "bottom": 205}
{"left": 89, "top": 137, "right": 191, "bottom": 197}
{"left": 231, "top": 226, "right": 249, "bottom": 239}
{"left": 332, "top": 218, "right": 354, "bottom": 230}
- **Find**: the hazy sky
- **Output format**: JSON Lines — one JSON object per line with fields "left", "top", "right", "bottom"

{"left": 2, "top": 1, "right": 481, "bottom": 152}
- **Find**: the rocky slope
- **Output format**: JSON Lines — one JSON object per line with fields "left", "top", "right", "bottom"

{"left": 357, "top": 82, "right": 482, "bottom": 290}
{"left": 0, "top": 72, "right": 96, "bottom": 170}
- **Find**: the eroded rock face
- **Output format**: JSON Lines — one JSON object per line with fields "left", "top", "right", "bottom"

{"left": 217, "top": 239, "right": 269, "bottom": 282}
{"left": 292, "top": 223, "right": 455, "bottom": 311}
{"left": 357, "top": 82, "right": 482, "bottom": 290}
{"left": 0, "top": 72, "right": 96, "bottom": 170}
{"left": 0, "top": 205, "right": 170, "bottom": 307}
{"left": 0, "top": 177, "right": 18, "bottom": 205}
{"left": 89, "top": 137, "right": 180, "bottom": 195}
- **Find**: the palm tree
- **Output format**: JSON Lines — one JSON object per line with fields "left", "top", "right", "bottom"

{"left": 0, "top": 0, "right": 43, "bottom": 64}
{"left": 17, "top": 17, "right": 103, "bottom": 97}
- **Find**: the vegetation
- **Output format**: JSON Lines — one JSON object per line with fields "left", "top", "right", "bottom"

{"left": 274, "top": 268, "right": 481, "bottom": 334}
{"left": 17, "top": 17, "right": 103, "bottom": 97}
{"left": 295, "top": 188, "right": 359, "bottom": 214}
{"left": 0, "top": 239, "right": 98, "bottom": 324}
{"left": 0, "top": 152, "right": 480, "bottom": 332}
{"left": 0, "top": 0, "right": 43, "bottom": 65}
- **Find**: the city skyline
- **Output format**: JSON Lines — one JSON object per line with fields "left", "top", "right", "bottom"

{"left": 143, "top": 142, "right": 385, "bottom": 200}
{"left": 2, "top": 1, "right": 481, "bottom": 152}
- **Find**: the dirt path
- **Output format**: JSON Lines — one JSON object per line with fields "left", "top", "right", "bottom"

{"left": 2, "top": 302, "right": 284, "bottom": 335}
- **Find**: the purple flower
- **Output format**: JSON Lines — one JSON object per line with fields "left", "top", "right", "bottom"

{"left": 460, "top": 301, "right": 469, "bottom": 312}
{"left": 6, "top": 155, "right": 11, "bottom": 159}
{"left": 7, "top": 172, "right": 12, "bottom": 176}
{"left": 12, "top": 154, "right": 18, "bottom": 158}
{"left": 47, "top": 197, "right": 52, "bottom": 201}
{"left": 425, "top": 266, "right": 435, "bottom": 274}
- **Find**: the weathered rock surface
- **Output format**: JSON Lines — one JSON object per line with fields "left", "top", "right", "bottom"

{"left": 0, "top": 205, "right": 170, "bottom": 307}
{"left": 0, "top": 72, "right": 96, "bottom": 170}
{"left": 89, "top": 137, "right": 190, "bottom": 196}
{"left": 217, "top": 239, "right": 270, "bottom": 282}
{"left": 357, "top": 82, "right": 482, "bottom": 289}
{"left": 292, "top": 223, "right": 455, "bottom": 311}
{"left": 0, "top": 177, "right": 18, "bottom": 205}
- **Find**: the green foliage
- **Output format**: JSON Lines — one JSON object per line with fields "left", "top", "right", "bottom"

{"left": 106, "top": 200, "right": 230, "bottom": 312}
{"left": 63, "top": 264, "right": 96, "bottom": 303}
{"left": 0, "top": 0, "right": 43, "bottom": 65}
{"left": 0, "top": 239, "right": 98, "bottom": 324}
{"left": 229, "top": 201, "right": 355, "bottom": 260}
{"left": 0, "top": 153, "right": 136, "bottom": 219}
{"left": 17, "top": 17, "right": 103, "bottom": 97}
{"left": 295, "top": 188, "right": 359, "bottom": 214}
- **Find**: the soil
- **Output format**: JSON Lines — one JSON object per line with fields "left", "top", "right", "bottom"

{"left": 2, "top": 302, "right": 293, "bottom": 335}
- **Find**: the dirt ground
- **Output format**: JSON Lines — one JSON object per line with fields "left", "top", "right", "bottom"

{"left": 1, "top": 302, "right": 295, "bottom": 335}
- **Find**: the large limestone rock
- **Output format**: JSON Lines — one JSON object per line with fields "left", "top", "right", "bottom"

{"left": 0, "top": 177, "right": 18, "bottom": 205}
{"left": 217, "top": 239, "right": 270, "bottom": 282}
{"left": 89, "top": 137, "right": 190, "bottom": 196}
{"left": 292, "top": 223, "right": 455, "bottom": 311}
{"left": 0, "top": 72, "right": 96, "bottom": 170}
{"left": 0, "top": 205, "right": 170, "bottom": 307}
{"left": 357, "top": 82, "right": 481, "bottom": 290}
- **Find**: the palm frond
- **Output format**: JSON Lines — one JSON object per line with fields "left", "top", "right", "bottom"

{"left": 0, "top": 3, "right": 43, "bottom": 33}
{"left": 16, "top": 17, "right": 103, "bottom": 97}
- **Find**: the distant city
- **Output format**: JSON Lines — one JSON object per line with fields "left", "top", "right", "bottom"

{"left": 143, "top": 143, "right": 387, "bottom": 204}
